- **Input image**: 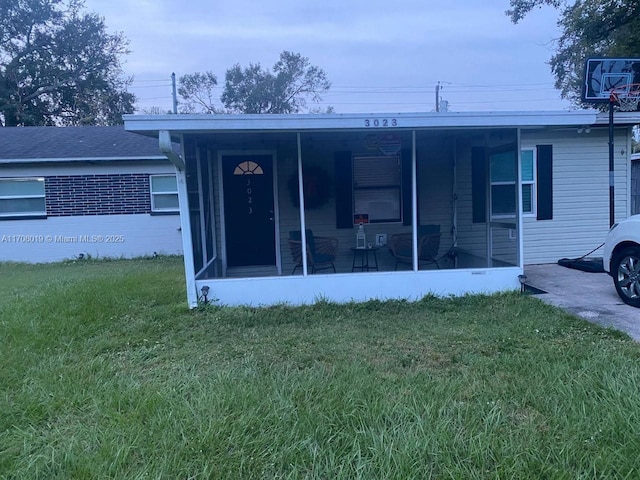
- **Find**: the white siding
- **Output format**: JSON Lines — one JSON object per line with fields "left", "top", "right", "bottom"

{"left": 0, "top": 214, "right": 182, "bottom": 263}
{"left": 522, "top": 127, "right": 630, "bottom": 264}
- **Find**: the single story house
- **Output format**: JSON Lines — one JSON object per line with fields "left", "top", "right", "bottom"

{"left": 122, "top": 110, "right": 638, "bottom": 308}
{"left": 0, "top": 126, "right": 183, "bottom": 263}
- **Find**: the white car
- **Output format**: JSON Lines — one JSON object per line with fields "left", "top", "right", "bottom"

{"left": 603, "top": 214, "right": 640, "bottom": 307}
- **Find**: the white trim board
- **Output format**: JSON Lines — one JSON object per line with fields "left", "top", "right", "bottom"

{"left": 195, "top": 267, "right": 522, "bottom": 307}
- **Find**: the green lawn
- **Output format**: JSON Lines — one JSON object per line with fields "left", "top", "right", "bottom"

{"left": 2, "top": 257, "right": 640, "bottom": 479}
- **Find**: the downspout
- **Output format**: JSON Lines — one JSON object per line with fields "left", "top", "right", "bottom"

{"left": 159, "top": 130, "right": 185, "bottom": 170}
{"left": 159, "top": 130, "right": 198, "bottom": 308}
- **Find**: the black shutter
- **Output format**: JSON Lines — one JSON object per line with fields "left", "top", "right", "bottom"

{"left": 472, "top": 147, "right": 488, "bottom": 223}
{"left": 401, "top": 149, "right": 413, "bottom": 226}
{"left": 536, "top": 145, "right": 553, "bottom": 220}
{"left": 334, "top": 151, "right": 353, "bottom": 229}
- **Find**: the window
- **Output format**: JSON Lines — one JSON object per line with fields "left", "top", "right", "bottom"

{"left": 490, "top": 150, "right": 517, "bottom": 218}
{"left": 521, "top": 149, "right": 536, "bottom": 215}
{"left": 150, "top": 175, "right": 179, "bottom": 213}
{"left": 0, "top": 178, "right": 46, "bottom": 218}
{"left": 353, "top": 155, "right": 401, "bottom": 223}
{"left": 474, "top": 144, "right": 551, "bottom": 223}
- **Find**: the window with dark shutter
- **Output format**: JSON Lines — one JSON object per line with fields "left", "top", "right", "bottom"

{"left": 353, "top": 155, "right": 402, "bottom": 223}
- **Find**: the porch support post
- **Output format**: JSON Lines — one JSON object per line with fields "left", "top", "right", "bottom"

{"left": 411, "top": 130, "right": 418, "bottom": 271}
{"left": 296, "top": 133, "right": 308, "bottom": 276}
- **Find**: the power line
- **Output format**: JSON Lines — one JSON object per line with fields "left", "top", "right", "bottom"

{"left": 130, "top": 78, "right": 566, "bottom": 110}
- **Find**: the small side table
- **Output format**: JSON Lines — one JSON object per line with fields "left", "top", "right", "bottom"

{"left": 351, "top": 246, "right": 380, "bottom": 272}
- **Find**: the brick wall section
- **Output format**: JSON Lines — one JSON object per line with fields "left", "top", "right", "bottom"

{"left": 45, "top": 174, "right": 151, "bottom": 216}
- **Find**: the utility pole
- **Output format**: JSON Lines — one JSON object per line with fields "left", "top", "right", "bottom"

{"left": 171, "top": 72, "right": 178, "bottom": 114}
{"left": 435, "top": 82, "right": 440, "bottom": 112}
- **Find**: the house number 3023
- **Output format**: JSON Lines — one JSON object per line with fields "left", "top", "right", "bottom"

{"left": 364, "top": 118, "right": 397, "bottom": 127}
{"left": 246, "top": 178, "right": 253, "bottom": 215}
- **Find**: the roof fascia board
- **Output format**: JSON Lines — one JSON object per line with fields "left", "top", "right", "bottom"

{"left": 595, "top": 111, "right": 640, "bottom": 125}
{"left": 124, "top": 111, "right": 598, "bottom": 134}
{"left": 0, "top": 156, "right": 169, "bottom": 164}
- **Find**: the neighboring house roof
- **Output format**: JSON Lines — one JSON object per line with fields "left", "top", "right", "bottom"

{"left": 0, "top": 126, "right": 166, "bottom": 163}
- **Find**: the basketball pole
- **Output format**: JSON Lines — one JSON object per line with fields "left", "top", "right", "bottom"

{"left": 608, "top": 97, "right": 615, "bottom": 227}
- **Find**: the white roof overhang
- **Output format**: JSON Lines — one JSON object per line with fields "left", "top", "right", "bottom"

{"left": 0, "top": 155, "right": 169, "bottom": 165}
{"left": 124, "top": 110, "right": 612, "bottom": 135}
{"left": 594, "top": 111, "right": 640, "bottom": 125}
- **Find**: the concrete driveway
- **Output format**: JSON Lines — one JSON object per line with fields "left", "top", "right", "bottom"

{"left": 525, "top": 264, "right": 640, "bottom": 341}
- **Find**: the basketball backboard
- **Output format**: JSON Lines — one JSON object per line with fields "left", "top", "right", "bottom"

{"left": 583, "top": 58, "right": 640, "bottom": 103}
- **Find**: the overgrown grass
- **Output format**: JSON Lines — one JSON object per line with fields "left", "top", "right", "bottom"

{"left": 2, "top": 257, "right": 640, "bottom": 478}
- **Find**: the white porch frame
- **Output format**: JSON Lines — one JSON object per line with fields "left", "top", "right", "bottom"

{"left": 133, "top": 112, "right": 594, "bottom": 307}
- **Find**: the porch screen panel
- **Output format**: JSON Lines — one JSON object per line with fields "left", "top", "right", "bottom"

{"left": 401, "top": 148, "right": 413, "bottom": 226}
{"left": 184, "top": 139, "right": 204, "bottom": 273}
{"left": 472, "top": 147, "right": 488, "bottom": 223}
{"left": 353, "top": 155, "right": 401, "bottom": 223}
{"left": 488, "top": 143, "right": 519, "bottom": 267}
{"left": 334, "top": 151, "right": 353, "bottom": 229}
{"left": 199, "top": 145, "right": 215, "bottom": 263}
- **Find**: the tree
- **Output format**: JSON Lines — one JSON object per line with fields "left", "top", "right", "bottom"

{"left": 177, "top": 71, "right": 221, "bottom": 113}
{"left": 140, "top": 106, "right": 173, "bottom": 115}
{"left": 0, "top": 0, "right": 135, "bottom": 126}
{"left": 507, "top": 0, "right": 640, "bottom": 106}
{"left": 221, "top": 51, "right": 331, "bottom": 113}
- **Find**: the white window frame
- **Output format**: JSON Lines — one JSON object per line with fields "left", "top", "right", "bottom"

{"left": 489, "top": 150, "right": 517, "bottom": 220}
{"left": 521, "top": 148, "right": 537, "bottom": 217}
{"left": 150, "top": 174, "right": 179, "bottom": 213}
{"left": 352, "top": 155, "right": 402, "bottom": 224}
{"left": 0, "top": 177, "right": 46, "bottom": 218}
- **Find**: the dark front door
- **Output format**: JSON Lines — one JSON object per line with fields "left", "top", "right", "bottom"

{"left": 222, "top": 154, "right": 276, "bottom": 267}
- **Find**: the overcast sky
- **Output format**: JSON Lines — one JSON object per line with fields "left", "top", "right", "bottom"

{"left": 82, "top": 0, "right": 574, "bottom": 114}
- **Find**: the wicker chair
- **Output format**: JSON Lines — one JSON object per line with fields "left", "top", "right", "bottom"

{"left": 388, "top": 225, "right": 441, "bottom": 270}
{"left": 289, "top": 230, "right": 339, "bottom": 274}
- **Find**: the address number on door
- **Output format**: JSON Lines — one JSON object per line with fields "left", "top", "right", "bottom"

{"left": 364, "top": 118, "right": 397, "bottom": 127}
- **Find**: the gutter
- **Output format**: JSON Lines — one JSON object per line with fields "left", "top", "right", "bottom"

{"left": 0, "top": 156, "right": 168, "bottom": 164}
{"left": 159, "top": 130, "right": 185, "bottom": 171}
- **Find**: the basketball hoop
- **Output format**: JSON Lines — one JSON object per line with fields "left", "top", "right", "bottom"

{"left": 610, "top": 84, "right": 640, "bottom": 111}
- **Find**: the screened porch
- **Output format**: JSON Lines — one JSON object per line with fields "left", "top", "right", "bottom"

{"left": 182, "top": 127, "right": 522, "bottom": 286}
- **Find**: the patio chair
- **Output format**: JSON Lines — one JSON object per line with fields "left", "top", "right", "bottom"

{"left": 289, "top": 230, "right": 339, "bottom": 274}
{"left": 388, "top": 225, "right": 441, "bottom": 270}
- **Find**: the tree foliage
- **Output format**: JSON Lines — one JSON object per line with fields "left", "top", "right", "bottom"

{"left": 0, "top": 0, "right": 135, "bottom": 126}
{"left": 177, "top": 71, "right": 220, "bottom": 113}
{"left": 507, "top": 0, "right": 640, "bottom": 106}
{"left": 221, "top": 51, "right": 331, "bottom": 114}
